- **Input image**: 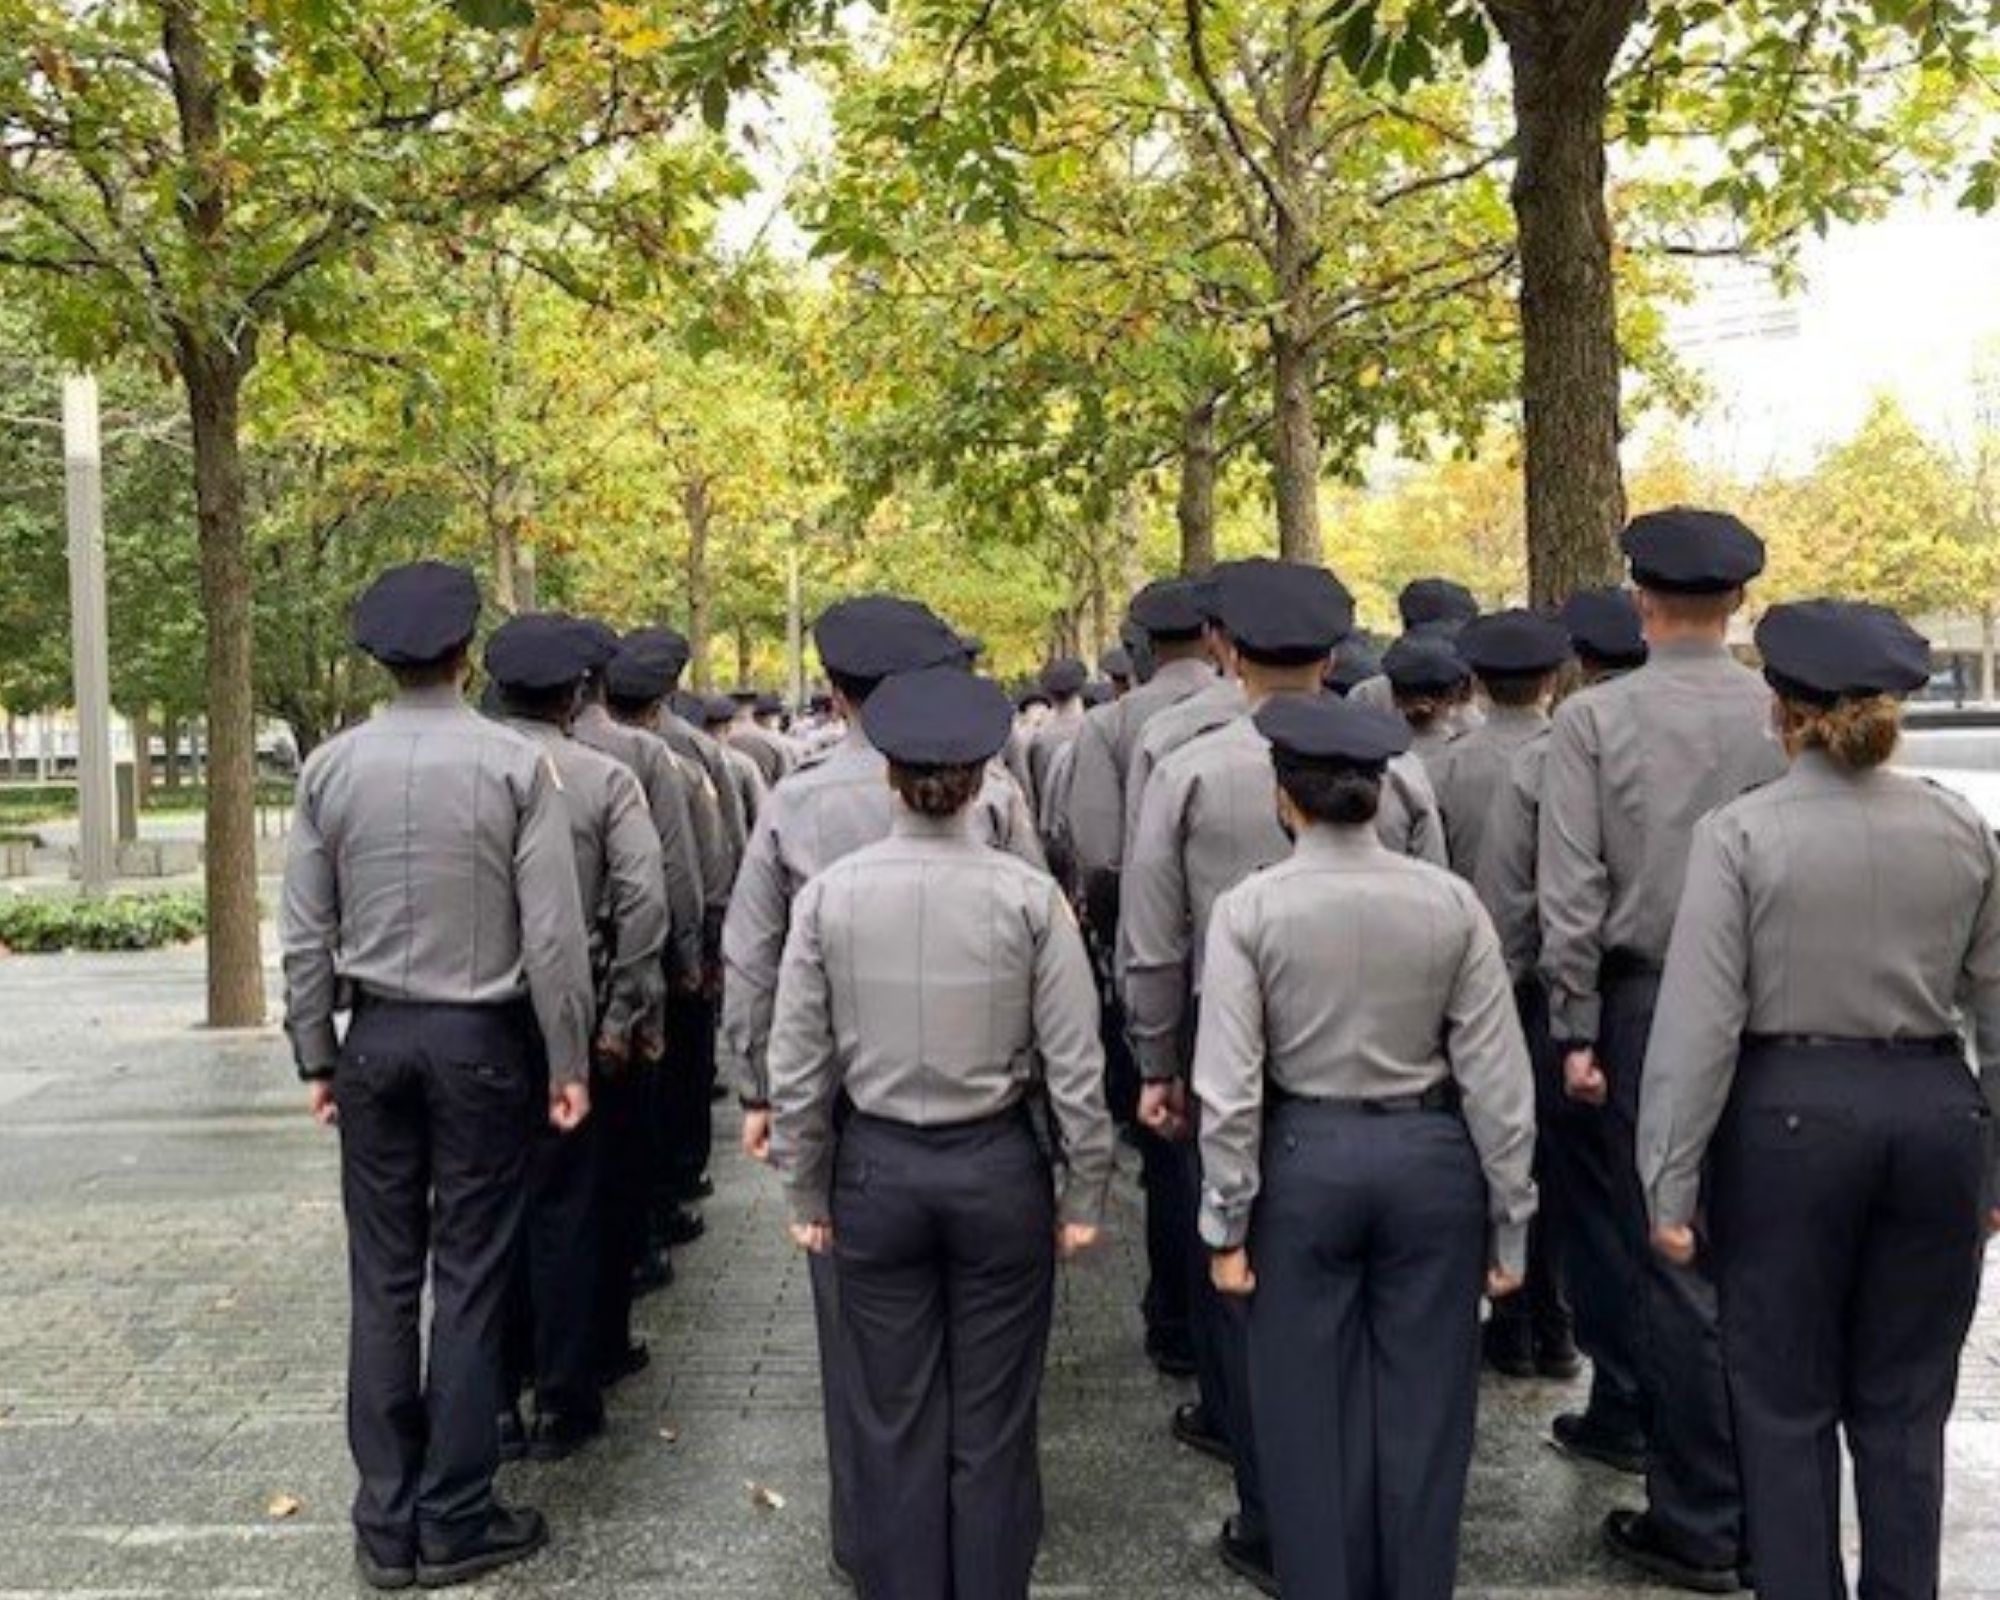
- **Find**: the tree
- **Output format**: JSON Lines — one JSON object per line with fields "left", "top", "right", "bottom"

{"left": 0, "top": 0, "right": 826, "bottom": 1023}
{"left": 1310, "top": 0, "right": 1998, "bottom": 600}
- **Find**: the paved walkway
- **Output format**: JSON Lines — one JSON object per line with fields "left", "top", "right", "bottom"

{"left": 3, "top": 944, "right": 2000, "bottom": 1596}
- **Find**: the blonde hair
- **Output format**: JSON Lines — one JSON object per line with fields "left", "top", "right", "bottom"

{"left": 1780, "top": 694, "right": 1901, "bottom": 771}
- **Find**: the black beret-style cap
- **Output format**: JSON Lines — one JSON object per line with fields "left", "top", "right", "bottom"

{"left": 1621, "top": 507, "right": 1766, "bottom": 594}
{"left": 699, "top": 693, "right": 739, "bottom": 726}
{"left": 1016, "top": 687, "right": 1052, "bottom": 712}
{"left": 1216, "top": 559, "right": 1356, "bottom": 664}
{"left": 1756, "top": 599, "right": 1931, "bottom": 705}
{"left": 1383, "top": 634, "right": 1471, "bottom": 695}
{"left": 624, "top": 625, "right": 692, "bottom": 679}
{"left": 353, "top": 561, "right": 480, "bottom": 666}
{"left": 1128, "top": 578, "right": 1208, "bottom": 640}
{"left": 1399, "top": 577, "right": 1480, "bottom": 632}
{"left": 566, "top": 617, "right": 623, "bottom": 671}
{"left": 755, "top": 692, "right": 785, "bottom": 717}
{"left": 862, "top": 665, "right": 1016, "bottom": 767}
{"left": 1101, "top": 646, "right": 1134, "bottom": 680}
{"left": 1560, "top": 588, "right": 1647, "bottom": 667}
{"left": 603, "top": 647, "right": 671, "bottom": 703}
{"left": 958, "top": 632, "right": 986, "bottom": 662}
{"left": 1255, "top": 693, "right": 1412, "bottom": 767}
{"left": 1458, "top": 608, "right": 1572, "bottom": 679}
{"left": 814, "top": 595, "right": 965, "bottom": 680}
{"left": 1323, "top": 646, "right": 1382, "bottom": 698}
{"left": 1041, "top": 657, "right": 1089, "bottom": 697}
{"left": 484, "top": 613, "right": 592, "bottom": 692}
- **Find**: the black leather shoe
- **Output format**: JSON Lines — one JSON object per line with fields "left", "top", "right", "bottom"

{"left": 1536, "top": 1329, "right": 1585, "bottom": 1381}
{"left": 596, "top": 1340, "right": 651, "bottom": 1388}
{"left": 1171, "top": 1402, "right": 1233, "bottom": 1466}
{"left": 660, "top": 1208, "right": 706, "bottom": 1248}
{"left": 1146, "top": 1330, "right": 1198, "bottom": 1379}
{"left": 1602, "top": 1510, "right": 1744, "bottom": 1594}
{"left": 631, "top": 1251, "right": 674, "bottom": 1298}
{"left": 417, "top": 1505, "right": 548, "bottom": 1589}
{"left": 528, "top": 1408, "right": 606, "bottom": 1463}
{"left": 356, "top": 1540, "right": 416, "bottom": 1591}
{"left": 682, "top": 1173, "right": 716, "bottom": 1201}
{"left": 1217, "top": 1517, "right": 1281, "bottom": 1596}
{"left": 1550, "top": 1410, "right": 1648, "bottom": 1476}
{"left": 1483, "top": 1315, "right": 1538, "bottom": 1379}
{"left": 496, "top": 1407, "right": 527, "bottom": 1464}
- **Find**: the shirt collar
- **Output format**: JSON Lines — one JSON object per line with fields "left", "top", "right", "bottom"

{"left": 387, "top": 684, "right": 468, "bottom": 714}
{"left": 1649, "top": 637, "right": 1733, "bottom": 668}
{"left": 889, "top": 807, "right": 977, "bottom": 842}
{"left": 1482, "top": 703, "right": 1547, "bottom": 730}
{"left": 1292, "top": 823, "right": 1388, "bottom": 863}
{"left": 1154, "top": 657, "right": 1217, "bottom": 690}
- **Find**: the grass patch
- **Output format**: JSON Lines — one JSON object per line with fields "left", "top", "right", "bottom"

{"left": 0, "top": 891, "right": 206, "bottom": 954}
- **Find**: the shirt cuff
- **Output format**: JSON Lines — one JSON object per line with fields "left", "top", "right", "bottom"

{"left": 1492, "top": 1220, "right": 1530, "bottom": 1279}
{"left": 1133, "top": 1031, "right": 1186, "bottom": 1082}
{"left": 786, "top": 1184, "right": 831, "bottom": 1227}
{"left": 1057, "top": 1175, "right": 1109, "bottom": 1230}
{"left": 1647, "top": 1170, "right": 1702, "bottom": 1236}
{"left": 1547, "top": 987, "right": 1602, "bottom": 1047}
{"left": 288, "top": 1019, "right": 340, "bottom": 1081}
{"left": 1199, "top": 1198, "right": 1252, "bottom": 1251}
{"left": 722, "top": 1046, "right": 769, "bottom": 1106}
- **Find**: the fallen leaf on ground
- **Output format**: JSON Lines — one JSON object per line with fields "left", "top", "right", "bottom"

{"left": 266, "top": 1494, "right": 302, "bottom": 1520}
{"left": 746, "top": 1481, "right": 786, "bottom": 1512}
{"left": 658, "top": 1425, "right": 680, "bottom": 1444}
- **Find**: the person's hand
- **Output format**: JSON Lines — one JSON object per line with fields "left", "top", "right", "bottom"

{"left": 741, "top": 1108, "right": 773, "bottom": 1164}
{"left": 1486, "top": 1265, "right": 1525, "bottom": 1299}
{"left": 1056, "top": 1223, "right": 1101, "bottom": 1260}
{"left": 308, "top": 1080, "right": 338, "bottom": 1128}
{"left": 1564, "top": 1048, "right": 1608, "bottom": 1108}
{"left": 790, "top": 1220, "right": 833, "bottom": 1255}
{"left": 1211, "top": 1248, "right": 1255, "bottom": 1297}
{"left": 1139, "top": 1079, "right": 1191, "bottom": 1142}
{"left": 594, "top": 1030, "right": 630, "bottom": 1073}
{"left": 1653, "top": 1222, "right": 1697, "bottom": 1267}
{"left": 549, "top": 1078, "right": 591, "bottom": 1133}
{"left": 636, "top": 1027, "right": 667, "bottom": 1067}
{"left": 1988, "top": 1207, "right": 2000, "bottom": 1240}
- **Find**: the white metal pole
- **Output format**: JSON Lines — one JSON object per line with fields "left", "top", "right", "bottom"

{"left": 63, "top": 373, "right": 116, "bottom": 893}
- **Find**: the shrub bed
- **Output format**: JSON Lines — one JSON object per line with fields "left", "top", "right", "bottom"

{"left": 0, "top": 892, "right": 206, "bottom": 954}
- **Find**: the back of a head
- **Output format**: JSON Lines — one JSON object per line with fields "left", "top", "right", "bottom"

{"left": 1755, "top": 599, "right": 1929, "bottom": 773}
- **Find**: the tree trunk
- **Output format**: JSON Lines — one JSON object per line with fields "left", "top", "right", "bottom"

{"left": 182, "top": 345, "right": 266, "bottom": 1028}
{"left": 131, "top": 708, "right": 153, "bottom": 797}
{"left": 682, "top": 477, "right": 712, "bottom": 691}
{"left": 1268, "top": 16, "right": 1323, "bottom": 566}
{"left": 163, "top": 712, "right": 182, "bottom": 789}
{"left": 1501, "top": 6, "right": 1637, "bottom": 603}
{"left": 1177, "top": 395, "right": 1219, "bottom": 575}
{"left": 735, "top": 628, "right": 752, "bottom": 690}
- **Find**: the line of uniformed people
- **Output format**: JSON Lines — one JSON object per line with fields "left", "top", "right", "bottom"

{"left": 288, "top": 506, "right": 2000, "bottom": 1600}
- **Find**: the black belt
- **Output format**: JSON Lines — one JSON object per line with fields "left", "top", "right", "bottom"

{"left": 1744, "top": 1032, "right": 1963, "bottom": 1059}
{"left": 1270, "top": 1081, "right": 1460, "bottom": 1115}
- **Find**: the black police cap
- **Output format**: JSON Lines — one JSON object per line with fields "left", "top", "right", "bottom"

{"left": 814, "top": 595, "right": 964, "bottom": 681}
{"left": 1017, "top": 687, "right": 1052, "bottom": 712}
{"left": 1399, "top": 577, "right": 1479, "bottom": 632}
{"left": 1560, "top": 588, "right": 1647, "bottom": 667}
{"left": 958, "top": 632, "right": 986, "bottom": 663}
{"left": 1756, "top": 599, "right": 1931, "bottom": 705}
{"left": 1101, "top": 646, "right": 1134, "bottom": 680}
{"left": 755, "top": 692, "right": 785, "bottom": 718}
{"left": 1383, "top": 634, "right": 1471, "bottom": 695}
{"left": 1128, "top": 578, "right": 1208, "bottom": 640}
{"left": 1621, "top": 507, "right": 1766, "bottom": 594}
{"left": 484, "top": 613, "right": 592, "bottom": 692}
{"left": 1458, "top": 609, "right": 1572, "bottom": 679}
{"left": 861, "top": 666, "right": 1015, "bottom": 767}
{"left": 700, "top": 693, "right": 740, "bottom": 726}
{"left": 1041, "top": 657, "right": 1089, "bottom": 697}
{"left": 1323, "top": 646, "right": 1382, "bottom": 698}
{"left": 566, "top": 617, "right": 623, "bottom": 671}
{"left": 1255, "top": 693, "right": 1412, "bottom": 767}
{"left": 1216, "top": 559, "right": 1355, "bottom": 664}
{"left": 624, "top": 626, "right": 692, "bottom": 679}
{"left": 352, "top": 561, "right": 480, "bottom": 666}
{"left": 603, "top": 647, "right": 671, "bottom": 703}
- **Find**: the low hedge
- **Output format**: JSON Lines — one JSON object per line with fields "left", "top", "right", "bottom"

{"left": 0, "top": 891, "right": 207, "bottom": 954}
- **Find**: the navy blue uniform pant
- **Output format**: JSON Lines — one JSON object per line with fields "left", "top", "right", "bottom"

{"left": 832, "top": 1110, "right": 1056, "bottom": 1600}
{"left": 335, "top": 1000, "right": 535, "bottom": 1567}
{"left": 503, "top": 1090, "right": 602, "bottom": 1423}
{"left": 1487, "top": 979, "right": 1576, "bottom": 1354}
{"left": 1712, "top": 1042, "right": 1989, "bottom": 1600}
{"left": 1248, "top": 1100, "right": 1487, "bottom": 1600}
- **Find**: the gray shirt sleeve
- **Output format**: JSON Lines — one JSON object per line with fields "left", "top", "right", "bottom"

{"left": 1192, "top": 887, "right": 1267, "bottom": 1249}
{"left": 1445, "top": 897, "right": 1540, "bottom": 1274}
{"left": 1065, "top": 711, "right": 1126, "bottom": 881}
{"left": 1122, "top": 763, "right": 1193, "bottom": 1080}
{"left": 1537, "top": 703, "right": 1611, "bottom": 1044}
{"left": 768, "top": 880, "right": 841, "bottom": 1225}
{"left": 1638, "top": 815, "right": 1751, "bottom": 1231}
{"left": 1962, "top": 826, "right": 2000, "bottom": 1200}
{"left": 1030, "top": 883, "right": 1116, "bottom": 1226}
{"left": 645, "top": 754, "right": 706, "bottom": 982}
{"left": 1475, "top": 749, "right": 1541, "bottom": 986}
{"left": 987, "top": 765, "right": 1049, "bottom": 870}
{"left": 516, "top": 757, "right": 597, "bottom": 1086}
{"left": 1381, "top": 754, "right": 1448, "bottom": 866}
{"left": 676, "top": 752, "right": 732, "bottom": 949}
{"left": 599, "top": 767, "right": 670, "bottom": 1052}
{"left": 280, "top": 757, "right": 341, "bottom": 1077}
{"left": 719, "top": 804, "right": 794, "bottom": 1105}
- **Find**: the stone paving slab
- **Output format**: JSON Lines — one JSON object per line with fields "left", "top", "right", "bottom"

{"left": 4, "top": 944, "right": 2000, "bottom": 1596}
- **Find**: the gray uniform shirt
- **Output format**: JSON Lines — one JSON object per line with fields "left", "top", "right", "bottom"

{"left": 1538, "top": 640, "right": 1786, "bottom": 1043}
{"left": 1474, "top": 732, "right": 1551, "bottom": 985}
{"left": 572, "top": 702, "right": 705, "bottom": 980}
{"left": 1431, "top": 705, "right": 1549, "bottom": 880}
{"left": 280, "top": 686, "right": 595, "bottom": 1083}
{"left": 507, "top": 719, "right": 670, "bottom": 1047}
{"left": 1026, "top": 703, "right": 1086, "bottom": 810}
{"left": 766, "top": 810, "right": 1115, "bottom": 1228}
{"left": 721, "top": 742, "right": 769, "bottom": 835}
{"left": 1191, "top": 826, "right": 1537, "bottom": 1269}
{"left": 1065, "top": 657, "right": 1217, "bottom": 883}
{"left": 1639, "top": 753, "right": 2000, "bottom": 1228}
{"left": 720, "top": 728, "right": 1048, "bottom": 1103}
{"left": 1121, "top": 705, "right": 1448, "bottom": 1081}
{"left": 732, "top": 723, "right": 796, "bottom": 789}
{"left": 660, "top": 712, "right": 748, "bottom": 883}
